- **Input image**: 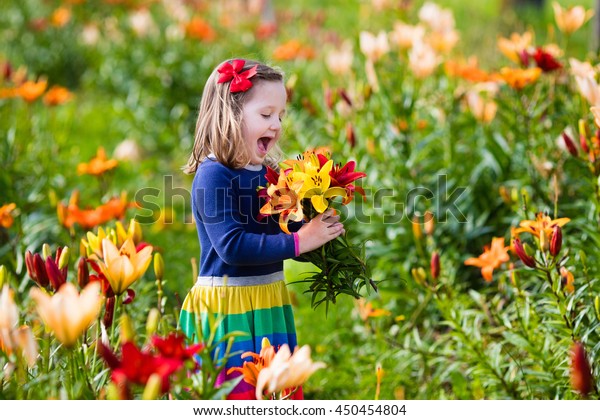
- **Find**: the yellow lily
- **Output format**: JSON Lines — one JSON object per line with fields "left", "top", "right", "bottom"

{"left": 98, "top": 238, "right": 153, "bottom": 295}
{"left": 115, "top": 218, "right": 143, "bottom": 246}
{"left": 296, "top": 157, "right": 347, "bottom": 213}
{"left": 30, "top": 282, "right": 102, "bottom": 348}
{"left": 81, "top": 226, "right": 108, "bottom": 259}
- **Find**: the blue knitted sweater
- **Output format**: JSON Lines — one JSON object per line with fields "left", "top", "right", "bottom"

{"left": 192, "top": 158, "right": 297, "bottom": 279}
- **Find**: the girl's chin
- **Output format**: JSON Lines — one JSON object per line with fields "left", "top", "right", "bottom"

{"left": 249, "top": 154, "right": 266, "bottom": 165}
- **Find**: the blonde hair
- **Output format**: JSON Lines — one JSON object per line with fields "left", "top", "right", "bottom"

{"left": 183, "top": 59, "right": 285, "bottom": 174}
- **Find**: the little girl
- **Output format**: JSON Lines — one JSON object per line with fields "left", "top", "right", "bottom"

{"left": 179, "top": 59, "right": 344, "bottom": 399}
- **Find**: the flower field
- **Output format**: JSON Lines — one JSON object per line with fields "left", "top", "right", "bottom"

{"left": 2, "top": 0, "right": 600, "bottom": 400}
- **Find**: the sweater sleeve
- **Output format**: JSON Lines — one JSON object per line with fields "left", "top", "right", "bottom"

{"left": 194, "top": 164, "right": 296, "bottom": 266}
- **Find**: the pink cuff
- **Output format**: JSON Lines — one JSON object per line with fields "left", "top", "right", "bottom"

{"left": 293, "top": 232, "right": 300, "bottom": 257}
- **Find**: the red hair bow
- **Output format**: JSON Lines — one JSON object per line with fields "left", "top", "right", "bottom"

{"left": 217, "top": 59, "right": 258, "bottom": 93}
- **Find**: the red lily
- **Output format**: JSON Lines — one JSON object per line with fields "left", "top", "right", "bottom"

{"left": 531, "top": 47, "right": 562, "bottom": 72}
{"left": 151, "top": 332, "right": 204, "bottom": 362}
{"left": 329, "top": 161, "right": 366, "bottom": 204}
{"left": 99, "top": 341, "right": 182, "bottom": 395}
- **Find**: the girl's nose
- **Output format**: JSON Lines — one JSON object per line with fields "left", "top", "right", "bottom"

{"left": 270, "top": 119, "right": 281, "bottom": 131}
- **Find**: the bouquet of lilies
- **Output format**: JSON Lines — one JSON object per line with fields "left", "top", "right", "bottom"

{"left": 259, "top": 150, "right": 375, "bottom": 308}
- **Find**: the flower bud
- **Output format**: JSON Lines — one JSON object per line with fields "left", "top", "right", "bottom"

{"left": 261, "top": 337, "right": 272, "bottom": 350}
{"left": 25, "top": 250, "right": 35, "bottom": 279}
{"left": 142, "top": 373, "right": 162, "bottom": 400}
{"left": 513, "top": 239, "right": 536, "bottom": 268}
{"left": 570, "top": 342, "right": 593, "bottom": 396}
{"left": 539, "top": 229, "right": 549, "bottom": 252}
{"left": 411, "top": 215, "right": 422, "bottom": 241}
{"left": 80, "top": 238, "right": 89, "bottom": 258}
{"left": 579, "top": 124, "right": 590, "bottom": 153}
{"left": 499, "top": 186, "right": 512, "bottom": 205}
{"left": 77, "top": 257, "right": 89, "bottom": 288}
{"left": 58, "top": 246, "right": 70, "bottom": 270}
{"left": 32, "top": 253, "right": 49, "bottom": 287}
{"left": 0, "top": 265, "right": 7, "bottom": 288}
{"left": 115, "top": 221, "right": 127, "bottom": 246}
{"left": 146, "top": 308, "right": 160, "bottom": 337}
{"left": 411, "top": 267, "right": 427, "bottom": 286}
{"left": 430, "top": 252, "right": 440, "bottom": 280}
{"left": 561, "top": 132, "right": 578, "bottom": 157}
{"left": 338, "top": 88, "right": 353, "bottom": 107}
{"left": 578, "top": 118, "right": 590, "bottom": 147}
{"left": 345, "top": 122, "right": 356, "bottom": 149}
{"left": 550, "top": 225, "right": 562, "bottom": 257}
{"left": 42, "top": 243, "right": 51, "bottom": 261}
{"left": 594, "top": 296, "right": 600, "bottom": 321}
{"left": 120, "top": 313, "right": 135, "bottom": 343}
{"left": 424, "top": 211, "right": 434, "bottom": 236}
{"left": 324, "top": 86, "right": 335, "bottom": 110}
{"left": 154, "top": 253, "right": 164, "bottom": 281}
{"left": 103, "top": 297, "right": 115, "bottom": 329}
{"left": 45, "top": 257, "right": 66, "bottom": 291}
{"left": 560, "top": 267, "right": 575, "bottom": 293}
{"left": 375, "top": 362, "right": 384, "bottom": 400}
{"left": 129, "top": 218, "right": 143, "bottom": 244}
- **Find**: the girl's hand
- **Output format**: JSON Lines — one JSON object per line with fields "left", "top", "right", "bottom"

{"left": 297, "top": 209, "right": 345, "bottom": 254}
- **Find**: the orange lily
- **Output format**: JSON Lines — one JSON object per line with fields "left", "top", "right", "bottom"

{"left": 444, "top": 57, "right": 500, "bottom": 83}
{"left": 0, "top": 203, "right": 17, "bottom": 228}
{"left": 0, "top": 79, "right": 48, "bottom": 102}
{"left": 515, "top": 212, "right": 570, "bottom": 239}
{"left": 497, "top": 31, "right": 533, "bottom": 64}
{"left": 273, "top": 39, "right": 316, "bottom": 61}
{"left": 500, "top": 67, "right": 542, "bottom": 90}
{"left": 77, "top": 147, "right": 118, "bottom": 176}
{"left": 464, "top": 237, "right": 510, "bottom": 282}
{"left": 184, "top": 17, "right": 216, "bottom": 41}
{"left": 19, "top": 79, "right": 48, "bottom": 102}
{"left": 43, "top": 85, "right": 73, "bottom": 106}
{"left": 58, "top": 192, "right": 129, "bottom": 230}
{"left": 227, "top": 337, "right": 276, "bottom": 388}
{"left": 357, "top": 298, "right": 391, "bottom": 321}
{"left": 51, "top": 7, "right": 71, "bottom": 27}
{"left": 259, "top": 170, "right": 304, "bottom": 234}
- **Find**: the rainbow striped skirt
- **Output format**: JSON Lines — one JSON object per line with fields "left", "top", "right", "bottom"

{"left": 179, "top": 272, "right": 303, "bottom": 400}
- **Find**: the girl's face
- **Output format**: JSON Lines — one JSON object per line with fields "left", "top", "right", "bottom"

{"left": 241, "top": 80, "right": 287, "bottom": 165}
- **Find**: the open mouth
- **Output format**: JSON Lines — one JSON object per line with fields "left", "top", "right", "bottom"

{"left": 257, "top": 137, "right": 272, "bottom": 155}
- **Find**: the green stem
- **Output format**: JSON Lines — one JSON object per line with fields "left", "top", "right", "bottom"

{"left": 543, "top": 269, "right": 575, "bottom": 340}
{"left": 69, "top": 348, "right": 77, "bottom": 399}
